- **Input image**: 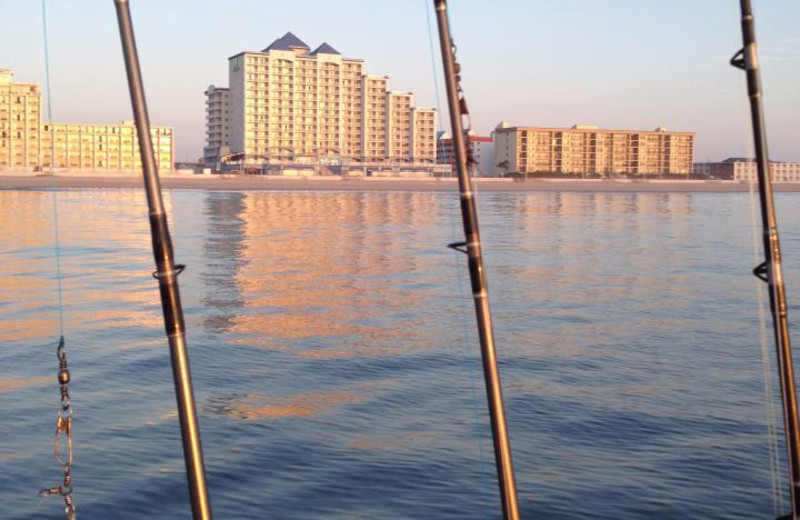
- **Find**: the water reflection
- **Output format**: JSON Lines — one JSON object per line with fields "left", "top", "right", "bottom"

{"left": 199, "top": 192, "right": 455, "bottom": 360}
{"left": 0, "top": 190, "right": 178, "bottom": 345}
{"left": 196, "top": 190, "right": 703, "bottom": 364}
{"left": 0, "top": 376, "right": 51, "bottom": 394}
{"left": 201, "top": 191, "right": 248, "bottom": 334}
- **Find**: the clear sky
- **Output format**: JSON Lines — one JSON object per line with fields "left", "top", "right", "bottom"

{"left": 2, "top": 0, "right": 798, "bottom": 162}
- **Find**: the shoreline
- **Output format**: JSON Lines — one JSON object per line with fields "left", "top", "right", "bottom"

{"left": 2, "top": 173, "right": 800, "bottom": 193}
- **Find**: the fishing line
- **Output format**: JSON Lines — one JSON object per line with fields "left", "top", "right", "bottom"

{"left": 40, "top": 2, "right": 76, "bottom": 518}
{"left": 424, "top": 0, "right": 445, "bottom": 151}
{"left": 747, "top": 138, "right": 783, "bottom": 514}
{"left": 42, "top": 0, "right": 64, "bottom": 337}
{"left": 739, "top": 72, "right": 785, "bottom": 519}
{"left": 425, "top": 0, "right": 492, "bottom": 513}
{"left": 735, "top": 19, "right": 784, "bottom": 511}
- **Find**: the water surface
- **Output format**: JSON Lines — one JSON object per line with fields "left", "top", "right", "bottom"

{"left": 1, "top": 188, "right": 798, "bottom": 519}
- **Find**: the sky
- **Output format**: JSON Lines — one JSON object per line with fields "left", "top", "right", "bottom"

{"left": 1, "top": 0, "right": 798, "bottom": 162}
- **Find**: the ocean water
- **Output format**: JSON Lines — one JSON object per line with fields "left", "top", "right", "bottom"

{"left": 1, "top": 188, "right": 799, "bottom": 519}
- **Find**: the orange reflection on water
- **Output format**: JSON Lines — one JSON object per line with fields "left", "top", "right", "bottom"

{"left": 211, "top": 381, "right": 394, "bottom": 421}
{"left": 347, "top": 430, "right": 438, "bottom": 452}
{"left": 0, "top": 190, "right": 176, "bottom": 344}
{"left": 293, "top": 344, "right": 406, "bottom": 360}
{"left": 228, "top": 389, "right": 368, "bottom": 420}
{"left": 0, "top": 376, "right": 51, "bottom": 394}
{"left": 218, "top": 192, "right": 446, "bottom": 360}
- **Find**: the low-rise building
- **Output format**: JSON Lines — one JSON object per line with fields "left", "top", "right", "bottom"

{"left": 493, "top": 123, "right": 694, "bottom": 177}
{"left": 693, "top": 162, "right": 712, "bottom": 177}
{"left": 710, "top": 158, "right": 800, "bottom": 182}
{"left": 0, "top": 68, "right": 174, "bottom": 172}
{"left": 40, "top": 121, "right": 173, "bottom": 172}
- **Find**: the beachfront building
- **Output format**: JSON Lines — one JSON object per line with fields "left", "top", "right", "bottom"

{"left": 493, "top": 123, "right": 695, "bottom": 177}
{"left": 0, "top": 68, "right": 175, "bottom": 172}
{"left": 0, "top": 69, "right": 41, "bottom": 169}
{"left": 216, "top": 32, "right": 439, "bottom": 174}
{"left": 40, "top": 121, "right": 174, "bottom": 172}
{"left": 361, "top": 75, "right": 389, "bottom": 162}
{"left": 411, "top": 107, "right": 437, "bottom": 165}
{"left": 387, "top": 92, "right": 412, "bottom": 163}
{"left": 693, "top": 162, "right": 712, "bottom": 177}
{"left": 204, "top": 85, "right": 230, "bottom": 169}
{"left": 710, "top": 158, "right": 800, "bottom": 182}
{"left": 437, "top": 130, "right": 495, "bottom": 176}
{"left": 340, "top": 58, "right": 364, "bottom": 160}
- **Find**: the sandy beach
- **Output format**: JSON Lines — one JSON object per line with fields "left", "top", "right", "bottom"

{"left": 2, "top": 173, "right": 799, "bottom": 192}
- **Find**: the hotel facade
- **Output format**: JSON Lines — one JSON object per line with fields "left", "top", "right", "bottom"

{"left": 205, "top": 32, "right": 438, "bottom": 174}
{"left": 0, "top": 69, "right": 174, "bottom": 172}
{"left": 493, "top": 123, "right": 694, "bottom": 177}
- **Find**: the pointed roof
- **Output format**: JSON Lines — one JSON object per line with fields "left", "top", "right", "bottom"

{"left": 263, "top": 38, "right": 291, "bottom": 51}
{"left": 310, "top": 42, "right": 340, "bottom": 56}
{"left": 280, "top": 31, "right": 309, "bottom": 49}
{"left": 262, "top": 32, "right": 309, "bottom": 52}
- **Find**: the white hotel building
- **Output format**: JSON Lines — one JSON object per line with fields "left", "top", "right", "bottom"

{"left": 205, "top": 32, "right": 438, "bottom": 174}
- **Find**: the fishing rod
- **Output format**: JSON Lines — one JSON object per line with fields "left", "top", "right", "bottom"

{"left": 432, "top": 1, "right": 521, "bottom": 518}
{"left": 731, "top": 2, "right": 800, "bottom": 518}
{"left": 112, "top": 1, "right": 213, "bottom": 519}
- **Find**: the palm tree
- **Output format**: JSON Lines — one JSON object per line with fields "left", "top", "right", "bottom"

{"left": 496, "top": 159, "right": 510, "bottom": 177}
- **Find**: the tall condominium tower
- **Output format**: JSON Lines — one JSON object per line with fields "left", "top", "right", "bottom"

{"left": 208, "top": 32, "right": 437, "bottom": 172}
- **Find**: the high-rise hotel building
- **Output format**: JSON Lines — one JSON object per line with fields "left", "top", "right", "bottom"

{"left": 493, "top": 124, "right": 694, "bottom": 176}
{"left": 206, "top": 32, "right": 437, "bottom": 171}
{"left": 0, "top": 68, "right": 174, "bottom": 172}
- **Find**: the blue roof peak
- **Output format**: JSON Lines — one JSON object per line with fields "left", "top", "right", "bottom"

{"left": 310, "top": 42, "right": 340, "bottom": 56}
{"left": 279, "top": 32, "right": 309, "bottom": 49}
{"left": 263, "top": 39, "right": 291, "bottom": 52}
{"left": 263, "top": 32, "right": 309, "bottom": 52}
